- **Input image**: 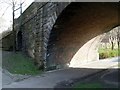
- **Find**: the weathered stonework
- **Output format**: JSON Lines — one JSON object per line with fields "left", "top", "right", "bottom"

{"left": 1, "top": 32, "right": 13, "bottom": 51}
{"left": 15, "top": 2, "right": 70, "bottom": 69}
{"left": 15, "top": 2, "right": 119, "bottom": 70}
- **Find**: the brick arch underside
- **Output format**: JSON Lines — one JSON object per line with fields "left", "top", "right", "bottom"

{"left": 46, "top": 2, "right": 119, "bottom": 68}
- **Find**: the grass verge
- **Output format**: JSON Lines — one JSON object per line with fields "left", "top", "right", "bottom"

{"left": 2, "top": 52, "right": 42, "bottom": 75}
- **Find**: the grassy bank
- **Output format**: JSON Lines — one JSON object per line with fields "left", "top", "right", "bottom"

{"left": 2, "top": 52, "right": 41, "bottom": 75}
{"left": 98, "top": 48, "right": 120, "bottom": 59}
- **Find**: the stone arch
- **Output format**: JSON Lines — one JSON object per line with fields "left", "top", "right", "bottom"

{"left": 45, "top": 2, "right": 119, "bottom": 69}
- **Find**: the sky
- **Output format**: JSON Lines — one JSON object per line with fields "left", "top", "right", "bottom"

{"left": 0, "top": 0, "right": 34, "bottom": 33}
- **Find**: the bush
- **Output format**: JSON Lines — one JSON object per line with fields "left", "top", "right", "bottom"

{"left": 99, "top": 48, "right": 119, "bottom": 59}
{"left": 109, "top": 51, "right": 116, "bottom": 57}
{"left": 99, "top": 52, "right": 109, "bottom": 59}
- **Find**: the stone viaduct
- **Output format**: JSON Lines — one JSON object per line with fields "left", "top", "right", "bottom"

{"left": 15, "top": 2, "right": 119, "bottom": 70}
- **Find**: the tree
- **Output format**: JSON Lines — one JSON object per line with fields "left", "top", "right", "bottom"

{"left": 117, "top": 27, "right": 120, "bottom": 49}
{"left": 0, "top": 0, "right": 25, "bottom": 52}
{"left": 108, "top": 26, "right": 119, "bottom": 50}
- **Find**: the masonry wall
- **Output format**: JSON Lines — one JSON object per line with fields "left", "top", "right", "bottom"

{"left": 15, "top": 2, "right": 119, "bottom": 70}
{"left": 1, "top": 32, "right": 13, "bottom": 51}
{"left": 46, "top": 2, "right": 119, "bottom": 69}
{"left": 15, "top": 2, "right": 70, "bottom": 69}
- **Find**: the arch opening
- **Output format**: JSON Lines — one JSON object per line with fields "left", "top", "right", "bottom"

{"left": 98, "top": 26, "right": 120, "bottom": 59}
{"left": 17, "top": 31, "right": 22, "bottom": 51}
{"left": 46, "top": 2, "right": 119, "bottom": 69}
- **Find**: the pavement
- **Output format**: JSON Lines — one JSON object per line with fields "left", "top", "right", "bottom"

{"left": 2, "top": 69, "right": 31, "bottom": 85}
{"left": 2, "top": 57, "right": 119, "bottom": 88}
{"left": 71, "top": 56, "right": 120, "bottom": 69}
{"left": 2, "top": 69, "right": 14, "bottom": 86}
{"left": 3, "top": 68, "right": 104, "bottom": 88}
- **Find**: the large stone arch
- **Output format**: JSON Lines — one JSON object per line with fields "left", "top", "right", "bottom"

{"left": 46, "top": 2, "right": 119, "bottom": 69}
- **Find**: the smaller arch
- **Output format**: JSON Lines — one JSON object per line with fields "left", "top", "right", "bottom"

{"left": 17, "top": 31, "right": 22, "bottom": 51}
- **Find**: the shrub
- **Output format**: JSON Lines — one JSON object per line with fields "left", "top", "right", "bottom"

{"left": 109, "top": 51, "right": 116, "bottom": 57}
{"left": 99, "top": 52, "right": 109, "bottom": 59}
{"left": 99, "top": 48, "right": 119, "bottom": 59}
